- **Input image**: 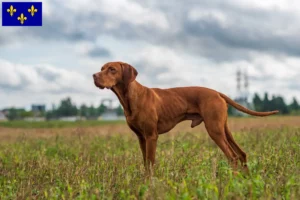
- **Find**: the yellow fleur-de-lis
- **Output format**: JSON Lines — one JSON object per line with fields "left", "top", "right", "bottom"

{"left": 17, "top": 13, "right": 27, "bottom": 24}
{"left": 28, "top": 5, "right": 38, "bottom": 16}
{"left": 7, "top": 5, "right": 16, "bottom": 16}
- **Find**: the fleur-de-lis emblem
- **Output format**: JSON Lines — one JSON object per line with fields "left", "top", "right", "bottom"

{"left": 28, "top": 5, "right": 38, "bottom": 16}
{"left": 7, "top": 5, "right": 16, "bottom": 16}
{"left": 17, "top": 13, "right": 27, "bottom": 24}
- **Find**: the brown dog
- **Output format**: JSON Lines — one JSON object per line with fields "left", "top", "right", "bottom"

{"left": 93, "top": 61, "right": 278, "bottom": 174}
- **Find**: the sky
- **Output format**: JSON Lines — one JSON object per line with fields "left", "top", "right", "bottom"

{"left": 0, "top": 0, "right": 300, "bottom": 110}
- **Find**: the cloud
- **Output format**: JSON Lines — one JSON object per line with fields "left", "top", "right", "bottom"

{"left": 61, "top": 0, "right": 170, "bottom": 30}
{"left": 132, "top": 0, "right": 300, "bottom": 61}
{"left": 87, "top": 47, "right": 111, "bottom": 58}
{"left": 0, "top": 59, "right": 116, "bottom": 108}
{"left": 131, "top": 45, "right": 300, "bottom": 102}
{"left": 1, "top": 0, "right": 300, "bottom": 109}
{"left": 129, "top": 45, "right": 198, "bottom": 88}
{"left": 0, "top": 59, "right": 102, "bottom": 95}
{"left": 2, "top": 0, "right": 300, "bottom": 62}
{"left": 0, "top": 0, "right": 169, "bottom": 45}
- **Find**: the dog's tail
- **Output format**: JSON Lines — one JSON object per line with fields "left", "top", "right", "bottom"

{"left": 219, "top": 93, "right": 279, "bottom": 117}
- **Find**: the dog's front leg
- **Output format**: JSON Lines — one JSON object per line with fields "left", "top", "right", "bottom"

{"left": 145, "top": 133, "right": 158, "bottom": 177}
{"left": 137, "top": 135, "right": 146, "bottom": 167}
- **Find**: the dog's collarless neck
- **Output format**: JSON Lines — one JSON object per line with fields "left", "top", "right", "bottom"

{"left": 112, "top": 81, "right": 147, "bottom": 117}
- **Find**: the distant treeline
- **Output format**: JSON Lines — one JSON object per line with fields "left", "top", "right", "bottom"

{"left": 45, "top": 98, "right": 124, "bottom": 120}
{"left": 2, "top": 92, "right": 300, "bottom": 121}
{"left": 228, "top": 92, "right": 300, "bottom": 116}
{"left": 4, "top": 97, "right": 124, "bottom": 121}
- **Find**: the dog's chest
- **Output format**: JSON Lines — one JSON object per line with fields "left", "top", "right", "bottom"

{"left": 126, "top": 113, "right": 157, "bottom": 133}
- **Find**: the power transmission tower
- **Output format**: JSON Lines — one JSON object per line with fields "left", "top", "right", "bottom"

{"left": 234, "top": 67, "right": 250, "bottom": 116}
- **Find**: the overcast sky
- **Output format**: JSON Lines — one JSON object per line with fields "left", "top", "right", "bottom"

{"left": 1, "top": 0, "right": 300, "bottom": 109}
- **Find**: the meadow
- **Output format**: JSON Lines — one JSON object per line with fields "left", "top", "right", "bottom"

{"left": 0, "top": 116, "right": 299, "bottom": 199}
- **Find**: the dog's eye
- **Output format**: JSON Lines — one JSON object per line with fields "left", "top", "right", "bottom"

{"left": 109, "top": 68, "right": 116, "bottom": 73}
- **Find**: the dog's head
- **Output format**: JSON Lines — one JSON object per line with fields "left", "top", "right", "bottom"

{"left": 93, "top": 61, "right": 138, "bottom": 90}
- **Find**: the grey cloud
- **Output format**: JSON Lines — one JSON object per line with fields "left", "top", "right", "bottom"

{"left": 183, "top": 15, "right": 300, "bottom": 57}
{"left": 0, "top": 36, "right": 7, "bottom": 45}
{"left": 132, "top": 60, "right": 188, "bottom": 87}
{"left": 1, "top": 1, "right": 160, "bottom": 46}
{"left": 133, "top": 61, "right": 170, "bottom": 77}
{"left": 35, "top": 67, "right": 61, "bottom": 82}
{"left": 248, "top": 75, "right": 275, "bottom": 82}
{"left": 288, "top": 83, "right": 300, "bottom": 90}
{"left": 2, "top": 0, "right": 300, "bottom": 62}
{"left": 0, "top": 83, "right": 23, "bottom": 91}
{"left": 87, "top": 47, "right": 111, "bottom": 58}
{"left": 22, "top": 17, "right": 90, "bottom": 41}
{"left": 0, "top": 60, "right": 96, "bottom": 95}
{"left": 132, "top": 0, "right": 300, "bottom": 60}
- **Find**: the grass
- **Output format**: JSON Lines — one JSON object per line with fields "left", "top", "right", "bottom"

{"left": 0, "top": 120, "right": 125, "bottom": 129}
{"left": 0, "top": 117, "right": 299, "bottom": 199}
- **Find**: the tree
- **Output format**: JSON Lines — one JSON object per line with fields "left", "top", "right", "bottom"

{"left": 46, "top": 104, "right": 58, "bottom": 120}
{"left": 6, "top": 108, "right": 18, "bottom": 120}
{"left": 253, "top": 93, "right": 262, "bottom": 111}
{"left": 289, "top": 97, "right": 299, "bottom": 111}
{"left": 97, "top": 103, "right": 107, "bottom": 116}
{"left": 88, "top": 105, "right": 97, "bottom": 118}
{"left": 56, "top": 97, "right": 78, "bottom": 117}
{"left": 45, "top": 111, "right": 55, "bottom": 120}
{"left": 271, "top": 96, "right": 289, "bottom": 114}
{"left": 116, "top": 105, "right": 124, "bottom": 116}
{"left": 20, "top": 110, "right": 34, "bottom": 118}
{"left": 6, "top": 108, "right": 26, "bottom": 120}
{"left": 79, "top": 104, "right": 89, "bottom": 117}
{"left": 262, "top": 92, "right": 270, "bottom": 111}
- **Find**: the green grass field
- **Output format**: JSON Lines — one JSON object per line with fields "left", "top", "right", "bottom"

{"left": 0, "top": 120, "right": 125, "bottom": 129}
{"left": 0, "top": 117, "right": 299, "bottom": 199}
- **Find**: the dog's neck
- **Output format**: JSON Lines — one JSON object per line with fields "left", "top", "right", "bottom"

{"left": 111, "top": 80, "right": 147, "bottom": 117}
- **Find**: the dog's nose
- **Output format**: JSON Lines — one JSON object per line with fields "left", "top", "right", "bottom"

{"left": 93, "top": 74, "right": 97, "bottom": 79}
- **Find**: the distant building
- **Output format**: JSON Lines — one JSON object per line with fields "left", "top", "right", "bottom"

{"left": 1, "top": 109, "right": 9, "bottom": 116}
{"left": 24, "top": 117, "right": 46, "bottom": 122}
{"left": 99, "top": 110, "right": 125, "bottom": 121}
{"left": 31, "top": 104, "right": 46, "bottom": 119}
{"left": 31, "top": 104, "right": 46, "bottom": 113}
{"left": 1, "top": 108, "right": 26, "bottom": 120}
{"left": 58, "top": 116, "right": 84, "bottom": 122}
{"left": 99, "top": 99, "right": 125, "bottom": 121}
{"left": 0, "top": 111, "right": 7, "bottom": 121}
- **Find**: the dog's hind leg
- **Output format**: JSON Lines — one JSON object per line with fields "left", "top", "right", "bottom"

{"left": 224, "top": 122, "right": 249, "bottom": 173}
{"left": 205, "top": 122, "right": 239, "bottom": 172}
{"left": 203, "top": 122, "right": 238, "bottom": 171}
{"left": 201, "top": 98, "right": 239, "bottom": 173}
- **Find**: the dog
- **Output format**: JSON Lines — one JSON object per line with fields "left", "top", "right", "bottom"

{"left": 93, "top": 61, "right": 278, "bottom": 175}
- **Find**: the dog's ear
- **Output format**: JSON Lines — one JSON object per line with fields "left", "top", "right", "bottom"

{"left": 121, "top": 63, "right": 138, "bottom": 86}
